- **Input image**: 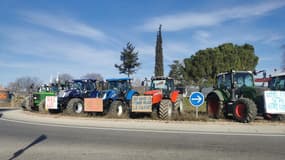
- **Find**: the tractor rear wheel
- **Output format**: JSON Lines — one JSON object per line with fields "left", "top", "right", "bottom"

{"left": 233, "top": 98, "right": 257, "bottom": 123}
{"left": 109, "top": 100, "right": 127, "bottom": 118}
{"left": 206, "top": 94, "right": 221, "bottom": 118}
{"left": 64, "top": 98, "right": 85, "bottom": 115}
{"left": 38, "top": 100, "right": 48, "bottom": 113}
{"left": 159, "top": 99, "right": 172, "bottom": 120}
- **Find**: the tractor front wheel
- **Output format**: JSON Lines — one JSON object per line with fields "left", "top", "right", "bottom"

{"left": 159, "top": 99, "right": 172, "bottom": 120}
{"left": 174, "top": 96, "right": 184, "bottom": 115}
{"left": 39, "top": 100, "right": 48, "bottom": 113}
{"left": 64, "top": 98, "right": 85, "bottom": 115}
{"left": 233, "top": 98, "right": 257, "bottom": 123}
{"left": 109, "top": 101, "right": 127, "bottom": 118}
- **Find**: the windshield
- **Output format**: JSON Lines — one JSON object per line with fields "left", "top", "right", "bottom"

{"left": 234, "top": 73, "right": 254, "bottom": 88}
{"left": 107, "top": 80, "right": 130, "bottom": 91}
{"left": 70, "top": 81, "right": 84, "bottom": 90}
{"left": 217, "top": 72, "right": 254, "bottom": 89}
{"left": 269, "top": 75, "right": 285, "bottom": 90}
{"left": 150, "top": 80, "right": 167, "bottom": 90}
{"left": 150, "top": 79, "right": 175, "bottom": 91}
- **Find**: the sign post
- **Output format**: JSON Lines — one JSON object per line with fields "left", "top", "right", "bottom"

{"left": 189, "top": 92, "right": 205, "bottom": 118}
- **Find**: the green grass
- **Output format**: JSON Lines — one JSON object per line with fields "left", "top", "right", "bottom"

{"left": 183, "top": 97, "right": 206, "bottom": 113}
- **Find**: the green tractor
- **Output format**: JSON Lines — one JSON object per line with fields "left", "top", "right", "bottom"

{"left": 206, "top": 70, "right": 261, "bottom": 123}
{"left": 23, "top": 84, "right": 58, "bottom": 113}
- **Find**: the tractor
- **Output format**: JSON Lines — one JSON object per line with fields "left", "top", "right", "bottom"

{"left": 136, "top": 76, "right": 183, "bottom": 119}
{"left": 22, "top": 84, "right": 58, "bottom": 113}
{"left": 206, "top": 70, "right": 267, "bottom": 123}
{"left": 57, "top": 79, "right": 100, "bottom": 115}
{"left": 101, "top": 78, "right": 139, "bottom": 117}
{"left": 263, "top": 72, "right": 285, "bottom": 120}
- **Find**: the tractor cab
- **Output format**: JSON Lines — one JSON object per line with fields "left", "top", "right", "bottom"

{"left": 217, "top": 72, "right": 254, "bottom": 89}
{"left": 147, "top": 77, "right": 175, "bottom": 98}
{"left": 268, "top": 73, "right": 285, "bottom": 91}
{"left": 106, "top": 78, "right": 132, "bottom": 95}
{"left": 216, "top": 71, "right": 255, "bottom": 101}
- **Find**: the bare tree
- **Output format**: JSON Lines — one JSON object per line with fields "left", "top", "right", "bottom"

{"left": 81, "top": 73, "right": 104, "bottom": 81}
{"left": 52, "top": 73, "right": 73, "bottom": 83}
{"left": 7, "top": 76, "right": 41, "bottom": 93}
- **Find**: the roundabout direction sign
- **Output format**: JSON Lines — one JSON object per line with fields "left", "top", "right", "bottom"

{"left": 189, "top": 92, "right": 205, "bottom": 118}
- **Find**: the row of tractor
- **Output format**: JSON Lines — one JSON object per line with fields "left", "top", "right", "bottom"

{"left": 22, "top": 70, "right": 285, "bottom": 122}
{"left": 22, "top": 76, "right": 183, "bottom": 120}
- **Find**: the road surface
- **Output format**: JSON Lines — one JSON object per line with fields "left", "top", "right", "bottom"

{"left": 0, "top": 109, "right": 285, "bottom": 160}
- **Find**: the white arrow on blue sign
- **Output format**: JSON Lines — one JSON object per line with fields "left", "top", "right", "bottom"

{"left": 189, "top": 92, "right": 205, "bottom": 108}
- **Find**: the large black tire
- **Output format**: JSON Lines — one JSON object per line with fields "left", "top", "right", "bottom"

{"left": 159, "top": 99, "right": 172, "bottom": 120}
{"left": 38, "top": 100, "right": 48, "bottom": 113}
{"left": 108, "top": 100, "right": 127, "bottom": 118}
{"left": 233, "top": 98, "right": 257, "bottom": 123}
{"left": 206, "top": 94, "right": 222, "bottom": 118}
{"left": 64, "top": 98, "right": 85, "bottom": 115}
{"left": 174, "top": 96, "right": 184, "bottom": 115}
{"left": 22, "top": 96, "right": 32, "bottom": 111}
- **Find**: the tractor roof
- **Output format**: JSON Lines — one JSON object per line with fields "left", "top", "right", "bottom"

{"left": 72, "top": 79, "right": 97, "bottom": 83}
{"left": 217, "top": 70, "right": 253, "bottom": 77}
{"left": 270, "top": 72, "right": 285, "bottom": 77}
{"left": 106, "top": 78, "right": 131, "bottom": 82}
{"left": 151, "top": 76, "right": 174, "bottom": 80}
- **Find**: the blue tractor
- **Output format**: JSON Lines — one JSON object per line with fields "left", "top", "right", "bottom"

{"left": 57, "top": 79, "right": 100, "bottom": 115}
{"left": 101, "top": 78, "right": 139, "bottom": 117}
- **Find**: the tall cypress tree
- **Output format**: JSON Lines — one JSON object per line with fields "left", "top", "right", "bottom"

{"left": 155, "top": 24, "right": 164, "bottom": 76}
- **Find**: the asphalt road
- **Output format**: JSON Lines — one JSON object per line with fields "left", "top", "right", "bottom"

{"left": 0, "top": 110, "right": 285, "bottom": 160}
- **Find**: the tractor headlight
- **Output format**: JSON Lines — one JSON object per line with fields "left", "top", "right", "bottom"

{"left": 102, "top": 93, "right": 107, "bottom": 100}
{"left": 59, "top": 91, "right": 71, "bottom": 98}
{"left": 33, "top": 96, "right": 37, "bottom": 100}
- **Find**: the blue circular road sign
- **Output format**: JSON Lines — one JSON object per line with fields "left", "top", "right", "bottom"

{"left": 189, "top": 92, "right": 205, "bottom": 108}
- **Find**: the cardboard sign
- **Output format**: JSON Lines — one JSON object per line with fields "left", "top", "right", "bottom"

{"left": 264, "top": 91, "right": 285, "bottom": 114}
{"left": 0, "top": 93, "right": 8, "bottom": 100}
{"left": 84, "top": 98, "right": 103, "bottom": 112}
{"left": 131, "top": 96, "right": 152, "bottom": 112}
{"left": 45, "top": 96, "right": 58, "bottom": 109}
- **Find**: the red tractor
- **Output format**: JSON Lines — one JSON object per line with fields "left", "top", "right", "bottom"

{"left": 143, "top": 76, "right": 183, "bottom": 119}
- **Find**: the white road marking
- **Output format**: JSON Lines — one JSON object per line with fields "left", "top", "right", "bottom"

{"left": 1, "top": 117, "right": 285, "bottom": 137}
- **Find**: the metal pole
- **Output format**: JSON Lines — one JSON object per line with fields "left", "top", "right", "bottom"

{"left": 196, "top": 107, "right": 198, "bottom": 118}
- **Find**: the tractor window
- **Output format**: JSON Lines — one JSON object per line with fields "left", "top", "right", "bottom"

{"left": 107, "top": 80, "right": 130, "bottom": 91}
{"left": 225, "top": 74, "right": 232, "bottom": 89}
{"left": 270, "top": 76, "right": 285, "bottom": 90}
{"left": 117, "top": 81, "right": 129, "bottom": 91}
{"left": 234, "top": 73, "right": 254, "bottom": 88}
{"left": 216, "top": 74, "right": 231, "bottom": 89}
{"left": 71, "top": 82, "right": 83, "bottom": 90}
{"left": 86, "top": 82, "right": 95, "bottom": 91}
{"left": 107, "top": 81, "right": 118, "bottom": 90}
{"left": 151, "top": 80, "right": 167, "bottom": 90}
{"left": 217, "top": 75, "right": 223, "bottom": 88}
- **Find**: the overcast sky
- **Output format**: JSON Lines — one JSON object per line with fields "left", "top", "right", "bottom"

{"left": 0, "top": 0, "right": 284, "bottom": 86}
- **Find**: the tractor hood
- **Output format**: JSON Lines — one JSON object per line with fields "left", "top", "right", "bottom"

{"left": 144, "top": 90, "right": 162, "bottom": 96}
{"left": 101, "top": 89, "right": 117, "bottom": 100}
{"left": 58, "top": 89, "right": 80, "bottom": 98}
{"left": 144, "top": 90, "right": 163, "bottom": 104}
